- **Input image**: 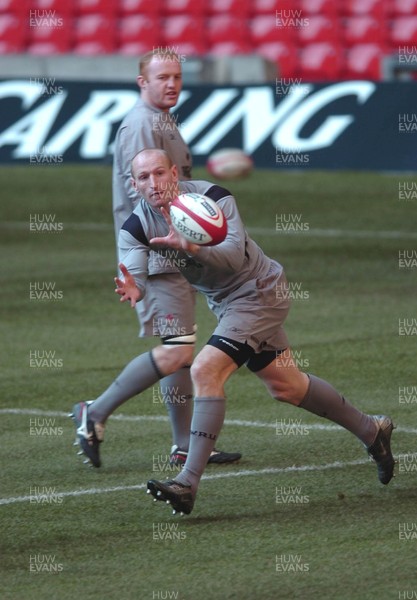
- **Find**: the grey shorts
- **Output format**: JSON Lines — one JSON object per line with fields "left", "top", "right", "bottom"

{"left": 211, "top": 262, "right": 290, "bottom": 354}
{"left": 135, "top": 273, "right": 196, "bottom": 339}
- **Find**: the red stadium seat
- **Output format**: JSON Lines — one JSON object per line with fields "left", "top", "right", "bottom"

{"left": 389, "top": 0, "right": 417, "bottom": 16}
{"left": 33, "top": 0, "right": 74, "bottom": 15}
{"left": 298, "top": 0, "right": 339, "bottom": 17}
{"left": 119, "top": 0, "right": 162, "bottom": 15}
{"left": 296, "top": 15, "right": 340, "bottom": 46}
{"left": 118, "top": 41, "right": 156, "bottom": 55}
{"left": 250, "top": 0, "right": 281, "bottom": 15}
{"left": 73, "top": 14, "right": 115, "bottom": 50}
{"left": 0, "top": 0, "right": 30, "bottom": 14}
{"left": 118, "top": 15, "right": 160, "bottom": 47}
{"left": 75, "top": 0, "right": 116, "bottom": 15}
{"left": 208, "top": 41, "right": 253, "bottom": 55}
{"left": 389, "top": 16, "right": 417, "bottom": 46}
{"left": 207, "top": 15, "right": 248, "bottom": 45}
{"left": 341, "top": 0, "right": 387, "bottom": 19}
{"left": 28, "top": 40, "right": 72, "bottom": 53}
{"left": 343, "top": 16, "right": 387, "bottom": 46}
{"left": 163, "top": 0, "right": 206, "bottom": 16}
{"left": 73, "top": 40, "right": 115, "bottom": 53}
{"left": 168, "top": 40, "right": 207, "bottom": 55}
{"left": 206, "top": 0, "right": 250, "bottom": 16}
{"left": 344, "top": 43, "right": 385, "bottom": 80}
{"left": 0, "top": 13, "right": 26, "bottom": 47}
{"left": 274, "top": 0, "right": 305, "bottom": 24}
{"left": 298, "top": 42, "right": 343, "bottom": 81}
{"left": 28, "top": 12, "right": 72, "bottom": 50}
{"left": 0, "top": 39, "right": 26, "bottom": 51}
{"left": 161, "top": 16, "right": 205, "bottom": 46}
{"left": 250, "top": 14, "right": 295, "bottom": 44}
{"left": 255, "top": 41, "right": 299, "bottom": 78}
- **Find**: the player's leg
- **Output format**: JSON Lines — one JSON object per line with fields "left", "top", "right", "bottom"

{"left": 146, "top": 278, "right": 280, "bottom": 513}
{"left": 71, "top": 342, "right": 194, "bottom": 467}
{"left": 72, "top": 273, "right": 240, "bottom": 468}
{"left": 160, "top": 366, "right": 193, "bottom": 457}
{"left": 137, "top": 273, "right": 195, "bottom": 455}
{"left": 247, "top": 348, "right": 395, "bottom": 484}
{"left": 147, "top": 337, "right": 252, "bottom": 514}
{"left": 142, "top": 274, "right": 196, "bottom": 457}
{"left": 143, "top": 274, "right": 241, "bottom": 465}
{"left": 173, "top": 345, "right": 240, "bottom": 488}
{"left": 71, "top": 272, "right": 196, "bottom": 468}
{"left": 248, "top": 348, "right": 377, "bottom": 440}
{"left": 245, "top": 264, "right": 394, "bottom": 484}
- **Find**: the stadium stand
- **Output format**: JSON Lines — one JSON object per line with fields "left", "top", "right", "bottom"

{"left": 206, "top": 14, "right": 249, "bottom": 46}
{"left": 389, "top": 0, "right": 417, "bottom": 15}
{"left": 73, "top": 13, "right": 116, "bottom": 54}
{"left": 164, "top": 0, "right": 206, "bottom": 16}
{"left": 342, "top": 16, "right": 387, "bottom": 47}
{"left": 296, "top": 15, "right": 341, "bottom": 46}
{"left": 119, "top": 0, "right": 162, "bottom": 16}
{"left": 344, "top": 42, "right": 386, "bottom": 80}
{"left": 299, "top": 41, "right": 344, "bottom": 81}
{"left": 206, "top": 0, "right": 252, "bottom": 17}
{"left": 117, "top": 14, "right": 160, "bottom": 48}
{"left": 298, "top": 0, "right": 338, "bottom": 17}
{"left": 0, "top": 0, "right": 416, "bottom": 80}
{"left": 0, "top": 13, "right": 27, "bottom": 52}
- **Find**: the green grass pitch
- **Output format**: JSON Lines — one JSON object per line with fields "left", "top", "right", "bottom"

{"left": 0, "top": 165, "right": 416, "bottom": 600}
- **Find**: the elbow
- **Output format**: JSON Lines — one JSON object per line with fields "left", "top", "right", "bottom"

{"left": 223, "top": 243, "right": 246, "bottom": 272}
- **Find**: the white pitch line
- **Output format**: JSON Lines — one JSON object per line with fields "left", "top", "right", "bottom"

{"left": 0, "top": 485, "right": 145, "bottom": 506}
{"left": 1, "top": 221, "right": 416, "bottom": 239}
{"left": 4, "top": 454, "right": 417, "bottom": 506}
{"left": 1, "top": 408, "right": 416, "bottom": 434}
{"left": 2, "top": 407, "right": 415, "bottom": 507}
{"left": 0, "top": 456, "right": 401, "bottom": 506}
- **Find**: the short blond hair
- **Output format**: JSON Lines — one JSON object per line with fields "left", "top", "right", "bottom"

{"left": 139, "top": 49, "right": 181, "bottom": 78}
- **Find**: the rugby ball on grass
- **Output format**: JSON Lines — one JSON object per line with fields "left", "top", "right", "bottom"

{"left": 170, "top": 193, "right": 227, "bottom": 246}
{"left": 207, "top": 148, "right": 253, "bottom": 180}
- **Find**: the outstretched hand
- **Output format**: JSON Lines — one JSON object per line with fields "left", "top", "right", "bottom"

{"left": 114, "top": 263, "right": 142, "bottom": 308}
{"left": 150, "top": 206, "right": 199, "bottom": 254}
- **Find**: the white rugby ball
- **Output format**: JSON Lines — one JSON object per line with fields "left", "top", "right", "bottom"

{"left": 170, "top": 193, "right": 227, "bottom": 246}
{"left": 206, "top": 148, "right": 253, "bottom": 180}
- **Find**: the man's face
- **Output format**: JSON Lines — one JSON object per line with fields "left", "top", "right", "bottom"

{"left": 131, "top": 151, "right": 179, "bottom": 210}
{"left": 138, "top": 56, "right": 182, "bottom": 112}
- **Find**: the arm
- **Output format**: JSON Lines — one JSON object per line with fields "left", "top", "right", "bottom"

{"left": 150, "top": 196, "right": 247, "bottom": 273}
{"left": 191, "top": 196, "right": 247, "bottom": 272}
{"left": 114, "top": 263, "right": 142, "bottom": 308}
{"left": 117, "top": 225, "right": 150, "bottom": 303}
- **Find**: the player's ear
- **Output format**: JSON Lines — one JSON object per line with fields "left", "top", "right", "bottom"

{"left": 137, "top": 75, "right": 146, "bottom": 90}
{"left": 130, "top": 176, "right": 137, "bottom": 191}
{"left": 171, "top": 164, "right": 179, "bottom": 182}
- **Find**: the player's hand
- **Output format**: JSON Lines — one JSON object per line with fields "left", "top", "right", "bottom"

{"left": 150, "top": 206, "right": 199, "bottom": 254}
{"left": 114, "top": 263, "right": 142, "bottom": 308}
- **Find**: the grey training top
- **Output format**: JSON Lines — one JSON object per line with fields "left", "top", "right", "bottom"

{"left": 118, "top": 180, "right": 283, "bottom": 315}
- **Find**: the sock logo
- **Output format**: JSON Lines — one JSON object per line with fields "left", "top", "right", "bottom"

{"left": 190, "top": 430, "right": 217, "bottom": 441}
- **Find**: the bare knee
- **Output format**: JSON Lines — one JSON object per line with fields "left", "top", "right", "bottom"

{"left": 190, "top": 345, "right": 238, "bottom": 397}
{"left": 153, "top": 345, "right": 194, "bottom": 375}
{"left": 267, "top": 373, "right": 309, "bottom": 406}
{"left": 273, "top": 383, "right": 301, "bottom": 405}
{"left": 190, "top": 356, "right": 213, "bottom": 388}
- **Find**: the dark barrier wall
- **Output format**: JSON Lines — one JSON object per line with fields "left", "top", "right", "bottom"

{"left": 0, "top": 79, "right": 416, "bottom": 170}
